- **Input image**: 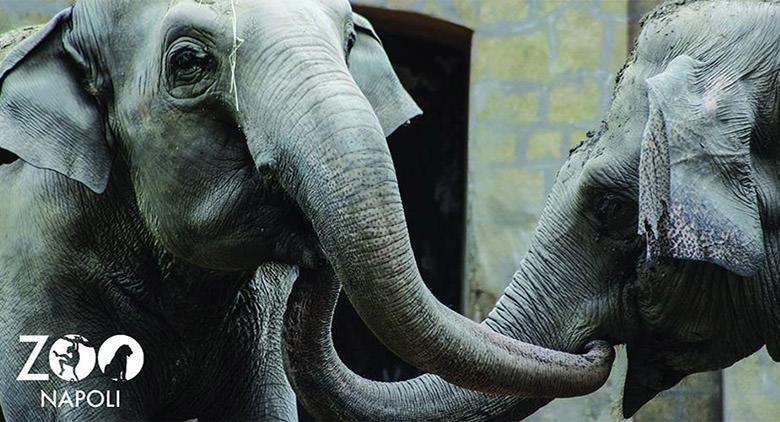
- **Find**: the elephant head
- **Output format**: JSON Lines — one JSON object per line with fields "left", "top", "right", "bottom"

{"left": 283, "top": 0, "right": 780, "bottom": 419}
{"left": 0, "top": 0, "right": 612, "bottom": 399}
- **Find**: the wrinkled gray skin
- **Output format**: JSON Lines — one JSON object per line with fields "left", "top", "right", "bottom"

{"left": 284, "top": 1, "right": 780, "bottom": 420}
{"left": 0, "top": 0, "right": 613, "bottom": 420}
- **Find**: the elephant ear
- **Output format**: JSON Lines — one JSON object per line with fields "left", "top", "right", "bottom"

{"left": 0, "top": 8, "right": 110, "bottom": 193}
{"left": 350, "top": 13, "right": 422, "bottom": 137}
{"left": 638, "top": 55, "right": 763, "bottom": 277}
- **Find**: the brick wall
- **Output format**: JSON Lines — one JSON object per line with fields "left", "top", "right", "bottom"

{"left": 2, "top": 1, "right": 779, "bottom": 421}
{"left": 353, "top": 1, "right": 632, "bottom": 419}
{"left": 348, "top": 0, "right": 627, "bottom": 323}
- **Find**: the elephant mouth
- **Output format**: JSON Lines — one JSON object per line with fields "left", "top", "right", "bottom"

{"left": 622, "top": 344, "right": 686, "bottom": 418}
{"left": 194, "top": 163, "right": 325, "bottom": 272}
{"left": 257, "top": 186, "right": 324, "bottom": 270}
{"left": 268, "top": 224, "right": 324, "bottom": 270}
{"left": 620, "top": 328, "right": 718, "bottom": 418}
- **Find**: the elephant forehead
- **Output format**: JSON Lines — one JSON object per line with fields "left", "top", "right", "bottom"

{"left": 168, "top": 0, "right": 216, "bottom": 3}
{"left": 638, "top": 0, "right": 779, "bottom": 68}
{"left": 165, "top": 0, "right": 228, "bottom": 15}
{"left": 557, "top": 142, "right": 595, "bottom": 184}
{"left": 318, "top": 0, "right": 352, "bottom": 16}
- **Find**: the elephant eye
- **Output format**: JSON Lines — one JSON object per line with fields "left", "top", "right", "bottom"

{"left": 165, "top": 40, "right": 216, "bottom": 98}
{"left": 345, "top": 31, "right": 356, "bottom": 56}
{"left": 596, "top": 195, "right": 621, "bottom": 219}
{"left": 594, "top": 192, "right": 638, "bottom": 240}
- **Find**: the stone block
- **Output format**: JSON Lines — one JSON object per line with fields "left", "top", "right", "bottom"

{"left": 386, "top": 0, "right": 417, "bottom": 10}
{"left": 470, "top": 127, "right": 520, "bottom": 164}
{"left": 610, "top": 21, "right": 630, "bottom": 71}
{"left": 473, "top": 31, "right": 550, "bottom": 81}
{"left": 479, "top": 168, "right": 546, "bottom": 215}
{"left": 453, "top": 0, "right": 479, "bottom": 25}
{"left": 527, "top": 130, "right": 562, "bottom": 161}
{"left": 548, "top": 79, "right": 601, "bottom": 123}
{"left": 479, "top": 0, "right": 529, "bottom": 25}
{"left": 723, "top": 349, "right": 780, "bottom": 421}
{"left": 601, "top": 0, "right": 627, "bottom": 15}
{"left": 477, "top": 91, "right": 541, "bottom": 124}
{"left": 539, "top": 0, "right": 568, "bottom": 16}
{"left": 553, "top": 9, "right": 604, "bottom": 74}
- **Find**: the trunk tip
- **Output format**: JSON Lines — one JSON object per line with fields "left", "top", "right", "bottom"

{"left": 583, "top": 340, "right": 615, "bottom": 364}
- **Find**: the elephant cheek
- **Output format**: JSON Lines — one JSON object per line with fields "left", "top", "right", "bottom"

{"left": 622, "top": 344, "right": 685, "bottom": 418}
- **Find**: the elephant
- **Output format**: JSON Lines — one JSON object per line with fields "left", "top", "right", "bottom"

{"left": 282, "top": 0, "right": 780, "bottom": 420}
{"left": 0, "top": 0, "right": 613, "bottom": 420}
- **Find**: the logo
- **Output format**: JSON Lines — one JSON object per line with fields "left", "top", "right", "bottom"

{"left": 48, "top": 335, "right": 95, "bottom": 382}
{"left": 17, "top": 334, "right": 144, "bottom": 408}
{"left": 98, "top": 335, "right": 143, "bottom": 382}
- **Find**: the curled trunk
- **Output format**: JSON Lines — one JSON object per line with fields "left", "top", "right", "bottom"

{"left": 283, "top": 266, "right": 612, "bottom": 421}
{"left": 237, "top": 16, "right": 613, "bottom": 397}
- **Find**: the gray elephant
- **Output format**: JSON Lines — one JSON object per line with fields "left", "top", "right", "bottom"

{"left": 284, "top": 0, "right": 780, "bottom": 420}
{"left": 0, "top": 0, "right": 614, "bottom": 420}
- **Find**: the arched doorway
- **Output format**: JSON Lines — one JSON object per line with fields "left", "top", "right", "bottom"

{"left": 298, "top": 6, "right": 472, "bottom": 419}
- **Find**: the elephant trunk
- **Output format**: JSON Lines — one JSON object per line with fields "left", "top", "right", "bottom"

{"left": 237, "top": 28, "right": 613, "bottom": 396}
{"left": 250, "top": 264, "right": 301, "bottom": 421}
{"left": 284, "top": 252, "right": 601, "bottom": 421}
{"left": 284, "top": 268, "right": 549, "bottom": 421}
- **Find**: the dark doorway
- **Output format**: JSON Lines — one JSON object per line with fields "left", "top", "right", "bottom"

{"left": 298, "top": 7, "right": 472, "bottom": 419}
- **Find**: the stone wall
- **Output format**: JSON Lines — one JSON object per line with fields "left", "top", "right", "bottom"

{"left": 353, "top": 0, "right": 630, "bottom": 323}
{"left": 2, "top": 1, "right": 779, "bottom": 421}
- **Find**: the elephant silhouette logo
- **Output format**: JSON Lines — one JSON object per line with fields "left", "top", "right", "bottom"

{"left": 47, "top": 335, "right": 96, "bottom": 382}
{"left": 98, "top": 335, "right": 144, "bottom": 382}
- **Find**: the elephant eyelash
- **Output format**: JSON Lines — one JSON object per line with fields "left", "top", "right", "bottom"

{"left": 344, "top": 35, "right": 357, "bottom": 66}
{"left": 169, "top": 45, "right": 214, "bottom": 79}
{"left": 344, "top": 20, "right": 357, "bottom": 64}
{"left": 346, "top": 31, "right": 356, "bottom": 55}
